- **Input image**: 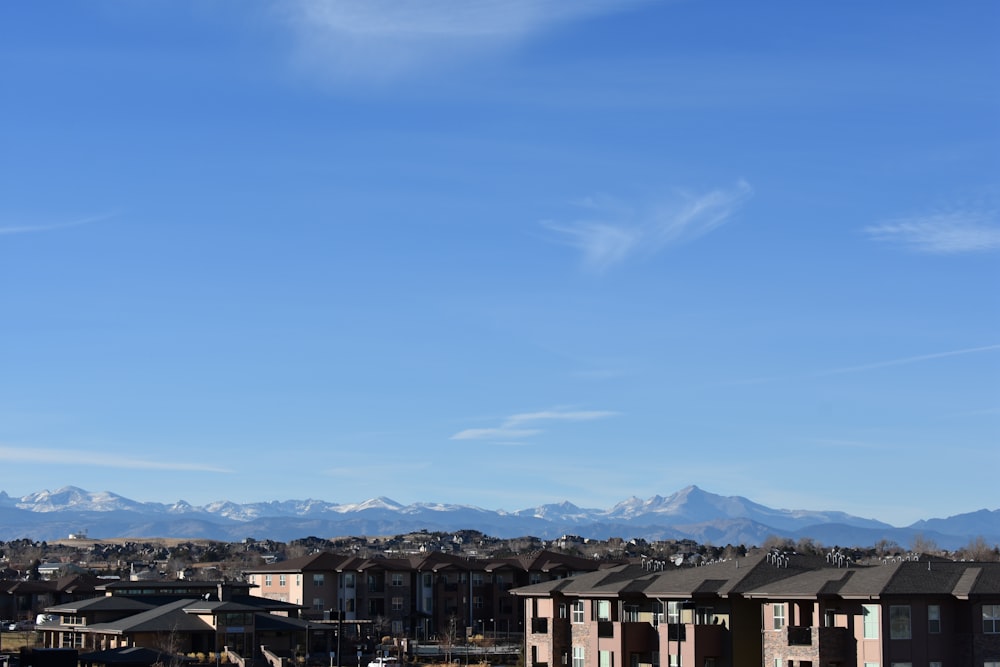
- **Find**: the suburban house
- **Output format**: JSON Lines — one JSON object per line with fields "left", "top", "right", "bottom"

{"left": 511, "top": 553, "right": 1000, "bottom": 667}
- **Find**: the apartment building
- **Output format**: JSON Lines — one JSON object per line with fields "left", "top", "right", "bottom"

{"left": 512, "top": 554, "right": 1000, "bottom": 667}
{"left": 244, "top": 549, "right": 611, "bottom": 641}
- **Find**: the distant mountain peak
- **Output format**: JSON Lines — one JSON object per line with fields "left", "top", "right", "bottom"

{"left": 0, "top": 485, "right": 993, "bottom": 551}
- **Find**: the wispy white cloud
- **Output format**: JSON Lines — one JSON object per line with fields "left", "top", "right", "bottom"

{"left": 816, "top": 343, "right": 1000, "bottom": 377}
{"left": 505, "top": 409, "right": 620, "bottom": 425}
{"left": 276, "top": 0, "right": 651, "bottom": 81}
{"left": 0, "top": 213, "right": 115, "bottom": 236}
{"left": 0, "top": 445, "right": 233, "bottom": 473}
{"left": 543, "top": 180, "right": 753, "bottom": 272}
{"left": 450, "top": 407, "right": 619, "bottom": 441}
{"left": 865, "top": 210, "right": 1000, "bottom": 253}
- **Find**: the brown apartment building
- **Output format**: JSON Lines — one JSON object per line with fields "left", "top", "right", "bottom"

{"left": 512, "top": 553, "right": 1000, "bottom": 667}
{"left": 244, "top": 549, "right": 613, "bottom": 642}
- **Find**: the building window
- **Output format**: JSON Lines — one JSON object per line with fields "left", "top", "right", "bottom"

{"left": 391, "top": 573, "right": 404, "bottom": 587}
{"left": 929, "top": 662, "right": 942, "bottom": 667}
{"left": 863, "top": 604, "right": 879, "bottom": 639}
{"left": 599, "top": 650, "right": 613, "bottom": 667}
{"left": 345, "top": 599, "right": 355, "bottom": 613}
{"left": 313, "top": 574, "right": 324, "bottom": 586}
{"left": 530, "top": 573, "right": 542, "bottom": 584}
{"left": 572, "top": 647, "right": 585, "bottom": 667}
{"left": 890, "top": 605, "right": 911, "bottom": 640}
{"left": 773, "top": 603, "right": 786, "bottom": 630}
{"left": 279, "top": 575, "right": 286, "bottom": 586}
{"left": 313, "top": 598, "right": 324, "bottom": 611}
{"left": 571, "top": 601, "right": 584, "bottom": 623}
{"left": 927, "top": 605, "right": 940, "bottom": 633}
{"left": 391, "top": 620, "right": 403, "bottom": 635}
{"left": 473, "top": 596, "right": 483, "bottom": 609}
{"left": 984, "top": 604, "right": 1000, "bottom": 633}
{"left": 596, "top": 600, "right": 611, "bottom": 621}
{"left": 667, "top": 601, "right": 680, "bottom": 625}
{"left": 392, "top": 597, "right": 403, "bottom": 612}
{"left": 296, "top": 574, "right": 301, "bottom": 585}
{"left": 265, "top": 575, "right": 272, "bottom": 586}
{"left": 345, "top": 573, "right": 355, "bottom": 589}
{"left": 472, "top": 573, "right": 484, "bottom": 586}
{"left": 559, "top": 603, "right": 567, "bottom": 619}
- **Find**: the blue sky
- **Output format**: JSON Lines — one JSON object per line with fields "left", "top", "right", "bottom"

{"left": 1, "top": 1, "right": 998, "bottom": 529}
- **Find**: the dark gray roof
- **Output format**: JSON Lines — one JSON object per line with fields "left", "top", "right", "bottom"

{"left": 181, "top": 600, "right": 262, "bottom": 614}
{"left": 85, "top": 599, "right": 215, "bottom": 635}
{"left": 47, "top": 597, "right": 156, "bottom": 614}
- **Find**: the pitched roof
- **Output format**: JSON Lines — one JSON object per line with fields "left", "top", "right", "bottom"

{"left": 499, "top": 551, "right": 602, "bottom": 574}
{"left": 46, "top": 596, "right": 156, "bottom": 614}
{"left": 244, "top": 552, "right": 358, "bottom": 573}
{"left": 85, "top": 599, "right": 215, "bottom": 635}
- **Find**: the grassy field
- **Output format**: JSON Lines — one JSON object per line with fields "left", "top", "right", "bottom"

{"left": 0, "top": 630, "right": 42, "bottom": 651}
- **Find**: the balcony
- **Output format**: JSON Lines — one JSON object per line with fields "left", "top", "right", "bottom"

{"left": 777, "top": 626, "right": 851, "bottom": 663}
{"left": 531, "top": 618, "right": 549, "bottom": 634}
{"left": 787, "top": 626, "right": 812, "bottom": 646}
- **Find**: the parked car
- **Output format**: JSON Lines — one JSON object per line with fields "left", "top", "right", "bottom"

{"left": 6, "top": 620, "right": 34, "bottom": 631}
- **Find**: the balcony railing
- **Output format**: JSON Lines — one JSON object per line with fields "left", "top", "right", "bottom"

{"left": 787, "top": 626, "right": 812, "bottom": 646}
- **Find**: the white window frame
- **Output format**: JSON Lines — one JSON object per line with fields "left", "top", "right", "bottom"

{"left": 572, "top": 647, "right": 585, "bottom": 667}
{"left": 571, "top": 600, "right": 585, "bottom": 623}
{"left": 773, "top": 603, "right": 786, "bottom": 630}
{"left": 984, "top": 604, "right": 1000, "bottom": 634}
{"left": 863, "top": 604, "right": 879, "bottom": 639}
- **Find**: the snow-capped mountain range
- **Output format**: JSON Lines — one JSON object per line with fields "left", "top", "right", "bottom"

{"left": 1, "top": 485, "right": 996, "bottom": 550}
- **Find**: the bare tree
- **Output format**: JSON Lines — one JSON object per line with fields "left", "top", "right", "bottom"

{"left": 438, "top": 615, "right": 459, "bottom": 665}
{"left": 957, "top": 536, "right": 999, "bottom": 562}
{"left": 909, "top": 533, "right": 939, "bottom": 556}
{"left": 151, "top": 622, "right": 188, "bottom": 667}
